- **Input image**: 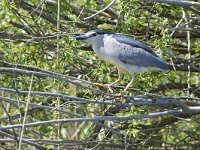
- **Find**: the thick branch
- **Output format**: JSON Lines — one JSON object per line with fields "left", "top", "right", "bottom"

{"left": 1, "top": 107, "right": 200, "bottom": 130}
{"left": 149, "top": 0, "right": 200, "bottom": 6}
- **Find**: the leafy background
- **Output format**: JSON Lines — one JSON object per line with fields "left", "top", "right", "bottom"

{"left": 0, "top": 0, "right": 200, "bottom": 149}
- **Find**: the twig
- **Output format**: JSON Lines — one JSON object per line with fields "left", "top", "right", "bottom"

{"left": 0, "top": 96, "right": 124, "bottom": 137}
{"left": 0, "top": 67, "right": 106, "bottom": 94}
{"left": 94, "top": 0, "right": 118, "bottom": 19}
{"left": 170, "top": 17, "right": 184, "bottom": 37}
{"left": 183, "top": 9, "right": 191, "bottom": 98}
{"left": 1, "top": 103, "right": 19, "bottom": 147}
{"left": 0, "top": 32, "right": 78, "bottom": 41}
{"left": 84, "top": 0, "right": 117, "bottom": 20}
{"left": 0, "top": 107, "right": 42, "bottom": 122}
{"left": 56, "top": 0, "right": 61, "bottom": 146}
{"left": 18, "top": 74, "right": 34, "bottom": 150}
{"left": 0, "top": 88, "right": 123, "bottom": 106}
{"left": 0, "top": 61, "right": 92, "bottom": 84}
{"left": 0, "top": 96, "right": 82, "bottom": 117}
{"left": 0, "top": 138, "right": 136, "bottom": 148}
{"left": 149, "top": 83, "right": 200, "bottom": 97}
{"left": 0, "top": 131, "right": 46, "bottom": 149}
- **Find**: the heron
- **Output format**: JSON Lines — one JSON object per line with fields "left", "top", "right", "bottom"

{"left": 75, "top": 29, "right": 168, "bottom": 94}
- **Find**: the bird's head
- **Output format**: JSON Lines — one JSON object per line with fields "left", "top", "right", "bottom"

{"left": 75, "top": 30, "right": 110, "bottom": 45}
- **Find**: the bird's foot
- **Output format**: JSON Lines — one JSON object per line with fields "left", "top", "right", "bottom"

{"left": 94, "top": 83, "right": 113, "bottom": 93}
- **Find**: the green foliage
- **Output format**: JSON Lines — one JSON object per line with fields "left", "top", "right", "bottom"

{"left": 0, "top": 0, "right": 199, "bottom": 149}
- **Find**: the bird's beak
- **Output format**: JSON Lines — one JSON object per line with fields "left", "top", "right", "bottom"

{"left": 75, "top": 34, "right": 90, "bottom": 41}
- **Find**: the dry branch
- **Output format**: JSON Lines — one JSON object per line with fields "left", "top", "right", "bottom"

{"left": 149, "top": 0, "right": 200, "bottom": 6}
{"left": 0, "top": 67, "right": 105, "bottom": 94}
{"left": 0, "top": 131, "right": 46, "bottom": 149}
{"left": 84, "top": 0, "right": 117, "bottom": 20}
{"left": 1, "top": 107, "right": 200, "bottom": 131}
{"left": 0, "top": 96, "right": 81, "bottom": 117}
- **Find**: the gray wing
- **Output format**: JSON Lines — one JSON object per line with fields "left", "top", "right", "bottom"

{"left": 117, "top": 44, "right": 168, "bottom": 70}
{"left": 113, "top": 34, "right": 158, "bottom": 57}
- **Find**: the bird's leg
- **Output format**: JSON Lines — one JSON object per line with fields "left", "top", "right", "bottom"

{"left": 107, "top": 69, "right": 123, "bottom": 92}
{"left": 123, "top": 78, "right": 134, "bottom": 92}
{"left": 94, "top": 69, "right": 122, "bottom": 93}
{"left": 116, "top": 75, "right": 134, "bottom": 97}
{"left": 109, "top": 73, "right": 122, "bottom": 86}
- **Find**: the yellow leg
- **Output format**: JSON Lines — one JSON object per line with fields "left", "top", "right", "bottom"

{"left": 109, "top": 72, "right": 122, "bottom": 86}
{"left": 115, "top": 75, "right": 134, "bottom": 97}
{"left": 123, "top": 78, "right": 134, "bottom": 92}
{"left": 94, "top": 68, "right": 123, "bottom": 93}
{"left": 123, "top": 74, "right": 135, "bottom": 92}
{"left": 108, "top": 69, "right": 123, "bottom": 92}
{"left": 113, "top": 74, "right": 134, "bottom": 97}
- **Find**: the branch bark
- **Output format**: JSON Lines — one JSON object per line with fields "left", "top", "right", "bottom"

{"left": 149, "top": 0, "right": 200, "bottom": 6}
{"left": 1, "top": 107, "right": 200, "bottom": 130}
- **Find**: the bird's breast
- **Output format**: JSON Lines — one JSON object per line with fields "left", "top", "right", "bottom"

{"left": 92, "top": 35, "right": 128, "bottom": 70}
{"left": 97, "top": 46, "right": 127, "bottom": 71}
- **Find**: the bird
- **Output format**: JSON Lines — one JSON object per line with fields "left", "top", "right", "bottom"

{"left": 75, "top": 29, "right": 168, "bottom": 94}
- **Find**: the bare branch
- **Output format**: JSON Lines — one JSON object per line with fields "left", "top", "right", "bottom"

{"left": 0, "top": 96, "right": 81, "bottom": 118}
{"left": 84, "top": 0, "right": 117, "bottom": 20}
{"left": 0, "top": 67, "right": 106, "bottom": 94}
{"left": 0, "top": 88, "right": 190, "bottom": 107}
{"left": 1, "top": 107, "right": 200, "bottom": 130}
{"left": 0, "top": 108, "right": 42, "bottom": 122}
{"left": 1, "top": 103, "right": 19, "bottom": 147}
{"left": 149, "top": 0, "right": 200, "bottom": 6}
{"left": 0, "top": 32, "right": 77, "bottom": 41}
{"left": 0, "top": 131, "right": 46, "bottom": 149}
{"left": 0, "top": 95, "right": 125, "bottom": 137}
{"left": 0, "top": 138, "right": 136, "bottom": 149}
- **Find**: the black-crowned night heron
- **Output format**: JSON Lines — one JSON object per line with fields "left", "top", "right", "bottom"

{"left": 76, "top": 30, "right": 168, "bottom": 93}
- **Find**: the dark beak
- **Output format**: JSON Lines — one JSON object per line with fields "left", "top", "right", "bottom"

{"left": 75, "top": 34, "right": 90, "bottom": 40}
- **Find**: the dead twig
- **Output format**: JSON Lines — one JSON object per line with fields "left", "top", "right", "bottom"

{"left": 84, "top": 0, "right": 117, "bottom": 20}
